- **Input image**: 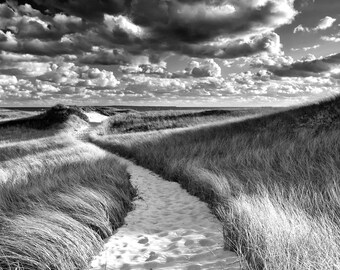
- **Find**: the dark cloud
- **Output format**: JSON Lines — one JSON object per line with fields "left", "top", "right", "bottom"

{"left": 0, "top": 3, "right": 88, "bottom": 41}
{"left": 131, "top": 0, "right": 293, "bottom": 42}
{"left": 269, "top": 53, "right": 340, "bottom": 77}
{"left": 0, "top": 30, "right": 7, "bottom": 41}
{"left": 178, "top": 33, "right": 282, "bottom": 59}
{"left": 80, "top": 48, "right": 131, "bottom": 65}
{"left": 0, "top": 2, "right": 15, "bottom": 18}
{"left": 26, "top": 0, "right": 128, "bottom": 20}
{"left": 0, "top": 34, "right": 91, "bottom": 56}
{"left": 112, "top": 0, "right": 296, "bottom": 58}
{"left": 0, "top": 68, "right": 26, "bottom": 76}
{"left": 0, "top": 0, "right": 297, "bottom": 60}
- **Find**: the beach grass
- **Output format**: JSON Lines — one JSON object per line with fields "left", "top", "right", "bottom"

{"left": 0, "top": 111, "right": 136, "bottom": 269}
{"left": 90, "top": 96, "right": 340, "bottom": 269}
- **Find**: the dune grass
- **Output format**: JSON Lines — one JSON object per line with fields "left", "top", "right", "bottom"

{"left": 90, "top": 97, "right": 340, "bottom": 269}
{"left": 0, "top": 109, "right": 39, "bottom": 123}
{"left": 95, "top": 108, "right": 278, "bottom": 135}
{"left": 0, "top": 121, "right": 135, "bottom": 269}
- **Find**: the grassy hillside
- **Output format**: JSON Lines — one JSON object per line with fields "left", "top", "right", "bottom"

{"left": 0, "top": 109, "right": 40, "bottom": 122}
{"left": 94, "top": 108, "right": 271, "bottom": 135}
{"left": 90, "top": 96, "right": 340, "bottom": 270}
{"left": 0, "top": 112, "right": 136, "bottom": 269}
{"left": 0, "top": 104, "right": 90, "bottom": 130}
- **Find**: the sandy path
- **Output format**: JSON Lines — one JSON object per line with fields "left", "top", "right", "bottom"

{"left": 85, "top": 112, "right": 109, "bottom": 123}
{"left": 89, "top": 155, "right": 241, "bottom": 270}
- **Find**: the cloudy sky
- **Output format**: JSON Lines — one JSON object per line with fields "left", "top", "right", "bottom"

{"left": 0, "top": 0, "right": 339, "bottom": 107}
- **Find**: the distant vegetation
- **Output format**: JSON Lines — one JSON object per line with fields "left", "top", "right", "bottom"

{"left": 96, "top": 108, "right": 275, "bottom": 134}
{"left": 90, "top": 96, "right": 340, "bottom": 269}
{"left": 0, "top": 109, "right": 39, "bottom": 122}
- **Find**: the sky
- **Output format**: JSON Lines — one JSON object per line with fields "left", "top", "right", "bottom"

{"left": 0, "top": 0, "right": 339, "bottom": 107}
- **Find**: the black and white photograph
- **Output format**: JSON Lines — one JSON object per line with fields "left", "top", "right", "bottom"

{"left": 0, "top": 0, "right": 339, "bottom": 269}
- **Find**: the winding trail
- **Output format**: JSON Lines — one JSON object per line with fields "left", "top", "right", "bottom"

{"left": 83, "top": 113, "right": 242, "bottom": 270}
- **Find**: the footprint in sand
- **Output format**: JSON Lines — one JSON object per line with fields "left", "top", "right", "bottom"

{"left": 89, "top": 156, "right": 242, "bottom": 270}
{"left": 146, "top": 251, "right": 158, "bottom": 261}
{"left": 138, "top": 237, "right": 149, "bottom": 244}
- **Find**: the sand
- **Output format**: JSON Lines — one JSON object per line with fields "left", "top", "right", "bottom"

{"left": 85, "top": 112, "right": 109, "bottom": 123}
{"left": 89, "top": 155, "right": 241, "bottom": 270}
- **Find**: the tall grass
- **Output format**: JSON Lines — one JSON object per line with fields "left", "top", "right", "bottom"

{"left": 0, "top": 123, "right": 135, "bottom": 269}
{"left": 90, "top": 97, "right": 340, "bottom": 269}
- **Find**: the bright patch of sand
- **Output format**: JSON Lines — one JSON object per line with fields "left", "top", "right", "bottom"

{"left": 89, "top": 156, "right": 241, "bottom": 270}
{"left": 85, "top": 112, "right": 108, "bottom": 123}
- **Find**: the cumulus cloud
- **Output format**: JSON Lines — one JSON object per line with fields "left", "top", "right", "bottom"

{"left": 38, "top": 63, "right": 120, "bottom": 88}
{"left": 314, "top": 16, "right": 337, "bottom": 31}
{"left": 1, "top": 0, "right": 338, "bottom": 107}
{"left": 248, "top": 53, "right": 294, "bottom": 69}
{"left": 294, "top": 16, "right": 336, "bottom": 33}
{"left": 0, "top": 51, "right": 52, "bottom": 77}
{"left": 1, "top": 60, "right": 339, "bottom": 106}
{"left": 117, "top": 68, "right": 339, "bottom": 105}
{"left": 0, "top": 0, "right": 297, "bottom": 60}
{"left": 119, "top": 62, "right": 168, "bottom": 76}
{"left": 0, "top": 3, "right": 85, "bottom": 40}
{"left": 190, "top": 60, "right": 221, "bottom": 78}
{"left": 104, "top": 14, "right": 146, "bottom": 41}
{"left": 172, "top": 59, "right": 222, "bottom": 78}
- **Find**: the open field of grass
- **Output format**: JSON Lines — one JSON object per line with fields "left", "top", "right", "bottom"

{"left": 0, "top": 109, "right": 135, "bottom": 269}
{"left": 90, "top": 96, "right": 340, "bottom": 270}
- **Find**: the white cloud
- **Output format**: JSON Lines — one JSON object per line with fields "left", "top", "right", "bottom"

{"left": 314, "top": 16, "right": 336, "bottom": 31}
{"left": 38, "top": 63, "right": 120, "bottom": 89}
{"left": 104, "top": 14, "right": 147, "bottom": 39}
{"left": 291, "top": 44, "right": 320, "bottom": 51}
{"left": 321, "top": 36, "right": 340, "bottom": 42}
{"left": 321, "top": 31, "right": 340, "bottom": 42}
{"left": 173, "top": 59, "right": 222, "bottom": 78}
{"left": 293, "top": 24, "right": 308, "bottom": 33}
{"left": 0, "top": 75, "right": 18, "bottom": 85}
{"left": 248, "top": 52, "right": 294, "bottom": 68}
{"left": 222, "top": 59, "right": 237, "bottom": 68}
{"left": 300, "top": 54, "right": 317, "bottom": 62}
{"left": 293, "top": 16, "right": 336, "bottom": 33}
{"left": 119, "top": 62, "right": 168, "bottom": 76}
{"left": 190, "top": 59, "right": 222, "bottom": 78}
{"left": 1, "top": 65, "right": 339, "bottom": 106}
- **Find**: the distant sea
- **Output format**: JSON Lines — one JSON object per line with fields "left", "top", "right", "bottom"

{"left": 1, "top": 105, "right": 284, "bottom": 112}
